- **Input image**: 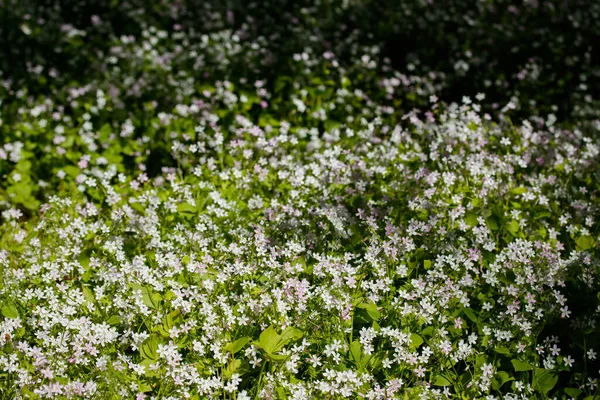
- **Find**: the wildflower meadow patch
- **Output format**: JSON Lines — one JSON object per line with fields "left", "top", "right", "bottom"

{"left": 0, "top": 1, "right": 599, "bottom": 399}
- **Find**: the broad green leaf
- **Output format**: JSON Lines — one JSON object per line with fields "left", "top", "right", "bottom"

{"left": 130, "top": 202, "right": 147, "bottom": 215}
{"left": 536, "top": 225, "right": 547, "bottom": 238}
{"left": 372, "top": 320, "right": 381, "bottom": 331}
{"left": 7, "top": 183, "right": 32, "bottom": 201}
{"left": 532, "top": 368, "right": 558, "bottom": 394}
{"left": 432, "top": 375, "right": 452, "bottom": 386}
{"left": 576, "top": 235, "right": 594, "bottom": 251}
{"left": 511, "top": 359, "right": 533, "bottom": 372}
{"left": 269, "top": 353, "right": 289, "bottom": 362}
{"left": 324, "top": 120, "right": 342, "bottom": 132}
{"left": 350, "top": 341, "right": 362, "bottom": 363}
{"left": 506, "top": 220, "right": 520, "bottom": 235}
{"left": 15, "top": 160, "right": 32, "bottom": 172}
{"left": 276, "top": 387, "right": 287, "bottom": 400}
{"left": 131, "top": 284, "right": 161, "bottom": 310}
{"left": 223, "top": 358, "right": 242, "bottom": 377}
{"left": 492, "top": 370, "right": 514, "bottom": 390}
{"left": 465, "top": 213, "right": 479, "bottom": 227}
{"left": 137, "top": 381, "right": 152, "bottom": 393}
{"left": 259, "top": 325, "right": 302, "bottom": 355}
{"left": 140, "top": 335, "right": 161, "bottom": 361}
{"left": 1, "top": 303, "right": 19, "bottom": 319}
{"left": 487, "top": 216, "right": 500, "bottom": 230}
{"left": 145, "top": 287, "right": 161, "bottom": 310}
{"left": 564, "top": 388, "right": 582, "bottom": 397}
{"left": 534, "top": 211, "right": 552, "bottom": 220}
{"left": 224, "top": 337, "right": 250, "bottom": 354}
{"left": 177, "top": 203, "right": 196, "bottom": 214}
{"left": 462, "top": 307, "right": 477, "bottom": 323}
{"left": 161, "top": 310, "right": 181, "bottom": 336}
{"left": 476, "top": 354, "right": 488, "bottom": 367}
{"left": 81, "top": 285, "right": 95, "bottom": 305}
{"left": 63, "top": 165, "right": 81, "bottom": 178}
{"left": 357, "top": 302, "right": 380, "bottom": 320}
{"left": 421, "top": 326, "right": 434, "bottom": 337}
{"left": 280, "top": 327, "right": 303, "bottom": 344}
{"left": 259, "top": 325, "right": 281, "bottom": 354}
{"left": 510, "top": 187, "right": 528, "bottom": 195}
{"left": 78, "top": 250, "right": 91, "bottom": 268}
{"left": 139, "top": 358, "right": 159, "bottom": 377}
{"left": 410, "top": 333, "right": 424, "bottom": 348}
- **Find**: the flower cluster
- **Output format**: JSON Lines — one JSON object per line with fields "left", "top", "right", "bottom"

{"left": 1, "top": 0, "right": 599, "bottom": 399}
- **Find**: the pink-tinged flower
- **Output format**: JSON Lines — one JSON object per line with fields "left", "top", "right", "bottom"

{"left": 454, "top": 318, "right": 463, "bottom": 329}
{"left": 563, "top": 355, "right": 574, "bottom": 367}
{"left": 413, "top": 366, "right": 426, "bottom": 378}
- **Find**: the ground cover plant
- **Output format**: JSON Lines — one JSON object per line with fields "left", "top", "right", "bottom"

{"left": 0, "top": 0, "right": 599, "bottom": 399}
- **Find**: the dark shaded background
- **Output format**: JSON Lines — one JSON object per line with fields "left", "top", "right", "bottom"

{"left": 1, "top": 0, "right": 598, "bottom": 123}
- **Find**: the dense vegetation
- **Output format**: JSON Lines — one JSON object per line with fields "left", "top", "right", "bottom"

{"left": 0, "top": 0, "right": 599, "bottom": 398}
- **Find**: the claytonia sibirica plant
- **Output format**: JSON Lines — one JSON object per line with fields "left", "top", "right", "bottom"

{"left": 1, "top": 0, "right": 599, "bottom": 399}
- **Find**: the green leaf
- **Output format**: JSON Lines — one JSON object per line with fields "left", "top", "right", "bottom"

{"left": 140, "top": 335, "right": 161, "bottom": 361}
{"left": 465, "top": 213, "right": 479, "bottom": 227}
{"left": 576, "top": 235, "right": 594, "bottom": 251}
{"left": 410, "top": 333, "right": 424, "bottom": 348}
{"left": 259, "top": 325, "right": 302, "bottom": 356}
{"left": 268, "top": 353, "right": 289, "bottom": 362}
{"left": 421, "top": 326, "right": 434, "bottom": 337}
{"left": 162, "top": 310, "right": 181, "bottom": 335}
{"left": 276, "top": 386, "right": 287, "bottom": 400}
{"left": 492, "top": 370, "right": 514, "bottom": 390}
{"left": 506, "top": 220, "right": 520, "bottom": 235}
{"left": 423, "top": 259, "right": 432, "bottom": 269}
{"left": 350, "top": 341, "right": 362, "bottom": 363}
{"left": 494, "top": 346, "right": 510, "bottom": 355}
{"left": 536, "top": 225, "right": 547, "bottom": 238}
{"left": 1, "top": 303, "right": 19, "bottom": 319}
{"left": 487, "top": 216, "right": 500, "bottom": 230}
{"left": 139, "top": 358, "right": 159, "bottom": 377}
{"left": 259, "top": 325, "right": 280, "bottom": 354}
{"left": 177, "top": 203, "right": 196, "bottom": 215}
{"left": 532, "top": 368, "right": 558, "bottom": 394}
{"left": 137, "top": 381, "right": 153, "bottom": 393}
{"left": 7, "top": 182, "right": 32, "bottom": 202}
{"left": 357, "top": 302, "right": 380, "bottom": 320}
{"left": 510, "top": 187, "right": 528, "bottom": 195}
{"left": 224, "top": 337, "right": 250, "bottom": 355}
{"left": 280, "top": 327, "right": 303, "bottom": 344}
{"left": 564, "top": 388, "right": 582, "bottom": 397}
{"left": 15, "top": 160, "right": 32, "bottom": 172}
{"left": 534, "top": 211, "right": 552, "bottom": 220}
{"left": 432, "top": 375, "right": 452, "bottom": 386}
{"left": 63, "top": 165, "right": 81, "bottom": 178}
{"left": 224, "top": 358, "right": 242, "bottom": 377}
{"left": 462, "top": 308, "right": 478, "bottom": 323}
{"left": 81, "top": 285, "right": 95, "bottom": 305}
{"left": 324, "top": 120, "right": 342, "bottom": 132}
{"left": 131, "top": 284, "right": 161, "bottom": 310}
{"left": 476, "top": 354, "right": 488, "bottom": 367}
{"left": 511, "top": 359, "right": 533, "bottom": 372}
{"left": 372, "top": 320, "right": 381, "bottom": 331}
{"left": 130, "top": 202, "right": 147, "bottom": 215}
{"left": 78, "top": 250, "right": 91, "bottom": 268}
